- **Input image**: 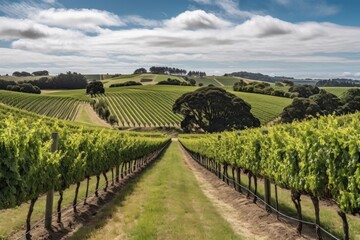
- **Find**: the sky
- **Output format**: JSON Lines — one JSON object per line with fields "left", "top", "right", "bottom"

{"left": 0, "top": 0, "right": 360, "bottom": 79}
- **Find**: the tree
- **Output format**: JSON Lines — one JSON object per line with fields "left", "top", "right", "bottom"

{"left": 32, "top": 70, "right": 49, "bottom": 76}
{"left": 86, "top": 81, "right": 105, "bottom": 96}
{"left": 288, "top": 85, "right": 320, "bottom": 98}
{"left": 134, "top": 68, "right": 147, "bottom": 74}
{"left": 173, "top": 87, "right": 260, "bottom": 133}
{"left": 280, "top": 98, "right": 322, "bottom": 123}
{"left": 339, "top": 88, "right": 360, "bottom": 114}
{"left": 189, "top": 79, "right": 196, "bottom": 86}
{"left": 309, "top": 90, "right": 341, "bottom": 115}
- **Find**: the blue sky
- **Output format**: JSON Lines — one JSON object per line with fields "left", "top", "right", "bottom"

{"left": 0, "top": 0, "right": 359, "bottom": 78}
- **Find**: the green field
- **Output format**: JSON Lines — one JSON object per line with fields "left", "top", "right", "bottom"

{"left": 320, "top": 87, "right": 358, "bottom": 97}
{"left": 96, "top": 85, "right": 291, "bottom": 127}
{"left": 0, "top": 90, "right": 83, "bottom": 121}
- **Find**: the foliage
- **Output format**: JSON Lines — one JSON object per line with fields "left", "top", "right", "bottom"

{"left": 0, "top": 110, "right": 169, "bottom": 210}
{"left": 6, "top": 83, "right": 41, "bottom": 94}
{"left": 179, "top": 112, "right": 360, "bottom": 213}
{"left": 109, "top": 81, "right": 142, "bottom": 88}
{"left": 25, "top": 72, "right": 87, "bottom": 90}
{"left": 288, "top": 85, "right": 320, "bottom": 98}
{"left": 226, "top": 71, "right": 295, "bottom": 83}
{"left": 87, "top": 81, "right": 105, "bottom": 96}
{"left": 316, "top": 78, "right": 360, "bottom": 87}
{"left": 158, "top": 78, "right": 191, "bottom": 86}
{"left": 173, "top": 87, "right": 260, "bottom": 133}
{"left": 150, "top": 66, "right": 187, "bottom": 75}
{"left": 133, "top": 68, "right": 147, "bottom": 74}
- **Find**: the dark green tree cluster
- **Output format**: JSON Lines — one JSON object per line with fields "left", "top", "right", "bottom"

{"left": 187, "top": 71, "right": 206, "bottom": 78}
{"left": 280, "top": 89, "right": 360, "bottom": 123}
{"left": 157, "top": 78, "right": 192, "bottom": 86}
{"left": 91, "top": 99, "right": 117, "bottom": 125}
{"left": 173, "top": 87, "right": 260, "bottom": 133}
{"left": 12, "top": 70, "right": 49, "bottom": 77}
{"left": 109, "top": 81, "right": 142, "bottom": 88}
{"left": 149, "top": 66, "right": 187, "bottom": 75}
{"left": 233, "top": 80, "right": 297, "bottom": 98}
{"left": 316, "top": 78, "right": 360, "bottom": 87}
{"left": 0, "top": 79, "right": 16, "bottom": 90}
{"left": 288, "top": 85, "right": 320, "bottom": 98}
{"left": 133, "top": 68, "right": 147, "bottom": 74}
{"left": 225, "top": 71, "right": 294, "bottom": 83}
{"left": 6, "top": 83, "right": 41, "bottom": 94}
{"left": 86, "top": 81, "right": 105, "bottom": 97}
{"left": 24, "top": 72, "right": 87, "bottom": 89}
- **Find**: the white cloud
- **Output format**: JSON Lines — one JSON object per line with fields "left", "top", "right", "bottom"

{"left": 29, "top": 8, "right": 125, "bottom": 31}
{"left": 164, "top": 10, "right": 232, "bottom": 30}
{"left": 0, "top": 5, "right": 359, "bottom": 78}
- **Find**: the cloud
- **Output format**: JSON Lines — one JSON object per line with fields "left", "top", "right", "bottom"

{"left": 164, "top": 10, "right": 232, "bottom": 30}
{"left": 0, "top": 5, "right": 359, "bottom": 78}
{"left": 29, "top": 8, "right": 125, "bottom": 31}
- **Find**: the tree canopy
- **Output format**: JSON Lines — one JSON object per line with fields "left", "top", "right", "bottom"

{"left": 86, "top": 81, "right": 105, "bottom": 96}
{"left": 173, "top": 87, "right": 260, "bottom": 133}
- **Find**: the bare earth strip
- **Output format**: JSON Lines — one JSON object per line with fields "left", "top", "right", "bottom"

{"left": 213, "top": 78, "right": 225, "bottom": 86}
{"left": 74, "top": 103, "right": 111, "bottom": 128}
{"left": 177, "top": 141, "right": 315, "bottom": 240}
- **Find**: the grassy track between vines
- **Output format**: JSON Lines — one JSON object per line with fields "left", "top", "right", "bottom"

{"left": 70, "top": 142, "right": 241, "bottom": 240}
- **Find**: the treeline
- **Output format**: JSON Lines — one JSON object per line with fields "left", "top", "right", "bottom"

{"left": 109, "top": 81, "right": 142, "bottom": 88}
{"left": 149, "top": 66, "right": 187, "bottom": 75}
{"left": 226, "top": 71, "right": 294, "bottom": 83}
{"left": 6, "top": 83, "right": 41, "bottom": 94}
{"left": 233, "top": 80, "right": 315, "bottom": 98}
{"left": 133, "top": 67, "right": 207, "bottom": 77}
{"left": 25, "top": 72, "right": 87, "bottom": 89}
{"left": 91, "top": 99, "right": 117, "bottom": 125}
{"left": 12, "top": 70, "right": 49, "bottom": 77}
{"left": 280, "top": 88, "right": 360, "bottom": 123}
{"left": 187, "top": 71, "right": 206, "bottom": 77}
{"left": 316, "top": 78, "right": 360, "bottom": 87}
{"left": 157, "top": 78, "right": 193, "bottom": 86}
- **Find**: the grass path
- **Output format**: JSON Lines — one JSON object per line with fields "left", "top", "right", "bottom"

{"left": 70, "top": 142, "right": 241, "bottom": 240}
{"left": 74, "top": 103, "right": 111, "bottom": 128}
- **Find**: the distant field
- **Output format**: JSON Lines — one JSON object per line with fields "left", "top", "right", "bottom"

{"left": 320, "top": 87, "right": 357, "bottom": 97}
{"left": 97, "top": 85, "right": 291, "bottom": 127}
{"left": 0, "top": 90, "right": 82, "bottom": 120}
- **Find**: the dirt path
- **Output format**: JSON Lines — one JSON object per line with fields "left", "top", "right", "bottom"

{"left": 178, "top": 142, "right": 315, "bottom": 240}
{"left": 74, "top": 104, "right": 111, "bottom": 128}
{"left": 213, "top": 78, "right": 225, "bottom": 86}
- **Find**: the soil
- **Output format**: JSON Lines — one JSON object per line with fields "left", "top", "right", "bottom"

{"left": 178, "top": 142, "right": 318, "bottom": 240}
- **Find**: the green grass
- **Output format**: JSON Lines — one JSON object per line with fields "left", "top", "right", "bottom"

{"left": 42, "top": 89, "right": 91, "bottom": 101}
{"left": 320, "top": 87, "right": 358, "bottom": 97}
{"left": 70, "top": 142, "right": 242, "bottom": 240}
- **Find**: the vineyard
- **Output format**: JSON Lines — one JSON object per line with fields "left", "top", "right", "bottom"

{"left": 0, "top": 90, "right": 84, "bottom": 121}
{"left": 179, "top": 113, "right": 360, "bottom": 239}
{"left": 97, "top": 85, "right": 291, "bottom": 127}
{"left": 0, "top": 104, "right": 170, "bottom": 239}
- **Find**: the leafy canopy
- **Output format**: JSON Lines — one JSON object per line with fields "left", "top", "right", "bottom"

{"left": 173, "top": 86, "right": 260, "bottom": 133}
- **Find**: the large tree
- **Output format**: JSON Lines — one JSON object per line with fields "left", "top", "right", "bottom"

{"left": 173, "top": 87, "right": 260, "bottom": 133}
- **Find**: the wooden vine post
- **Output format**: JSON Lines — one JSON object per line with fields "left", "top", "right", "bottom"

{"left": 262, "top": 130, "right": 271, "bottom": 212}
{"left": 45, "top": 132, "right": 58, "bottom": 230}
